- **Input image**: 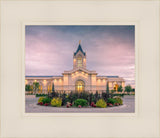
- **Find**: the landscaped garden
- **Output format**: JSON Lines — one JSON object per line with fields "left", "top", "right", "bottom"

{"left": 25, "top": 82, "right": 135, "bottom": 108}
{"left": 37, "top": 91, "right": 123, "bottom": 108}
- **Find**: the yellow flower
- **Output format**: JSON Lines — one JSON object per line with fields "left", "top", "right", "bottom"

{"left": 51, "top": 98, "right": 62, "bottom": 107}
{"left": 96, "top": 99, "right": 107, "bottom": 108}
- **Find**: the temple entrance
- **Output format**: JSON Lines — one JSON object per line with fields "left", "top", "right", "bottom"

{"left": 75, "top": 80, "right": 85, "bottom": 92}
{"left": 114, "top": 84, "right": 119, "bottom": 91}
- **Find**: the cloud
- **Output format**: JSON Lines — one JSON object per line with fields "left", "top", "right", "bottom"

{"left": 25, "top": 25, "right": 135, "bottom": 87}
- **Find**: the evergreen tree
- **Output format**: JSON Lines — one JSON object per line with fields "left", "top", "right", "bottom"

{"left": 61, "top": 91, "right": 66, "bottom": 106}
{"left": 106, "top": 82, "right": 109, "bottom": 94}
{"left": 33, "top": 82, "right": 39, "bottom": 94}
{"left": 125, "top": 85, "right": 132, "bottom": 94}
{"left": 118, "top": 85, "right": 123, "bottom": 92}
{"left": 106, "top": 82, "right": 109, "bottom": 99}
{"left": 52, "top": 83, "right": 55, "bottom": 92}
{"left": 94, "top": 91, "right": 99, "bottom": 103}
{"left": 50, "top": 83, "right": 57, "bottom": 98}
{"left": 25, "top": 84, "right": 31, "bottom": 91}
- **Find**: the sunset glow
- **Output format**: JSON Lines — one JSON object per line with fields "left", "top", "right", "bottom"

{"left": 25, "top": 25, "right": 135, "bottom": 87}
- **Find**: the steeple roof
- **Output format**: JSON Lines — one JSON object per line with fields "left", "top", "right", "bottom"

{"left": 74, "top": 41, "right": 86, "bottom": 56}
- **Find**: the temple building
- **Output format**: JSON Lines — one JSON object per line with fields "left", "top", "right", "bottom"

{"left": 25, "top": 41, "right": 125, "bottom": 93}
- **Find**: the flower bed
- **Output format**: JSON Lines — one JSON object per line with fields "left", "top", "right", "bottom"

{"left": 37, "top": 92, "right": 123, "bottom": 108}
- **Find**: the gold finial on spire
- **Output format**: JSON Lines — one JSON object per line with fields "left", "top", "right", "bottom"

{"left": 79, "top": 40, "right": 81, "bottom": 44}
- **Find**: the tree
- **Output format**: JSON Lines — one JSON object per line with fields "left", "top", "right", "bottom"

{"left": 102, "top": 92, "right": 108, "bottom": 102}
{"left": 118, "top": 85, "right": 123, "bottom": 92}
{"left": 125, "top": 85, "right": 132, "bottom": 94}
{"left": 52, "top": 83, "right": 55, "bottom": 92}
{"left": 88, "top": 93, "right": 93, "bottom": 105}
{"left": 106, "top": 82, "right": 109, "bottom": 99}
{"left": 106, "top": 82, "right": 109, "bottom": 94}
{"left": 68, "top": 91, "right": 73, "bottom": 103}
{"left": 94, "top": 91, "right": 99, "bottom": 103}
{"left": 132, "top": 88, "right": 135, "bottom": 92}
{"left": 33, "top": 82, "right": 39, "bottom": 94}
{"left": 25, "top": 84, "right": 31, "bottom": 91}
{"left": 50, "top": 83, "right": 58, "bottom": 98}
{"left": 61, "top": 91, "right": 66, "bottom": 105}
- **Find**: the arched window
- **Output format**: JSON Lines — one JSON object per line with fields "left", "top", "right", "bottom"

{"left": 75, "top": 80, "right": 85, "bottom": 92}
{"left": 77, "top": 56, "right": 82, "bottom": 67}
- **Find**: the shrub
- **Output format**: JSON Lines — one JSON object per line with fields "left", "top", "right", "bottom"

{"left": 91, "top": 102, "right": 96, "bottom": 107}
{"left": 108, "top": 103, "right": 113, "bottom": 107}
{"left": 61, "top": 92, "right": 67, "bottom": 105}
{"left": 67, "top": 92, "right": 94, "bottom": 104}
{"left": 91, "top": 102, "right": 95, "bottom": 107}
{"left": 114, "top": 103, "right": 119, "bottom": 106}
{"left": 44, "top": 103, "right": 49, "bottom": 106}
{"left": 112, "top": 93, "right": 124, "bottom": 98}
{"left": 93, "top": 104, "right": 96, "bottom": 107}
{"left": 96, "top": 99, "right": 107, "bottom": 108}
{"left": 67, "top": 92, "right": 78, "bottom": 103}
{"left": 39, "top": 102, "right": 43, "bottom": 105}
{"left": 94, "top": 91, "right": 99, "bottom": 103}
{"left": 66, "top": 105, "right": 70, "bottom": 108}
{"left": 67, "top": 91, "right": 72, "bottom": 103}
{"left": 111, "top": 89, "right": 116, "bottom": 93}
{"left": 78, "top": 105, "right": 82, "bottom": 108}
{"left": 38, "top": 97, "right": 45, "bottom": 103}
{"left": 25, "top": 84, "right": 32, "bottom": 91}
{"left": 50, "top": 91, "right": 59, "bottom": 98}
{"left": 66, "top": 102, "right": 71, "bottom": 108}
{"left": 88, "top": 93, "right": 94, "bottom": 105}
{"left": 42, "top": 97, "right": 51, "bottom": 104}
{"left": 102, "top": 92, "right": 108, "bottom": 102}
{"left": 79, "top": 92, "right": 89, "bottom": 101}
{"left": 36, "top": 94, "right": 48, "bottom": 97}
{"left": 113, "top": 96, "right": 123, "bottom": 105}
{"left": 107, "top": 98, "right": 117, "bottom": 105}
{"left": 74, "top": 99, "right": 88, "bottom": 107}
{"left": 51, "top": 98, "right": 62, "bottom": 107}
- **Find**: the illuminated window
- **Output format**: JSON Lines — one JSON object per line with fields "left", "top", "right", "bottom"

{"left": 75, "top": 80, "right": 85, "bottom": 92}
{"left": 114, "top": 84, "right": 119, "bottom": 91}
{"left": 77, "top": 57, "right": 82, "bottom": 67}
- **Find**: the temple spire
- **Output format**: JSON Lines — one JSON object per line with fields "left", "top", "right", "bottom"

{"left": 74, "top": 41, "right": 86, "bottom": 56}
{"left": 73, "top": 41, "right": 86, "bottom": 69}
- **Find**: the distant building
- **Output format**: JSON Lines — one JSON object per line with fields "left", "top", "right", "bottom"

{"left": 25, "top": 41, "right": 125, "bottom": 93}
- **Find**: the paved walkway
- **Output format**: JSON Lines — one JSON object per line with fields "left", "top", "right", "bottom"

{"left": 25, "top": 95, "right": 135, "bottom": 113}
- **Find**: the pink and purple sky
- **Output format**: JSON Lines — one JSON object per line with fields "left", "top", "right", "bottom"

{"left": 25, "top": 25, "right": 135, "bottom": 87}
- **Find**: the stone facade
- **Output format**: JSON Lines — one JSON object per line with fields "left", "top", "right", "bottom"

{"left": 25, "top": 41, "right": 125, "bottom": 93}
